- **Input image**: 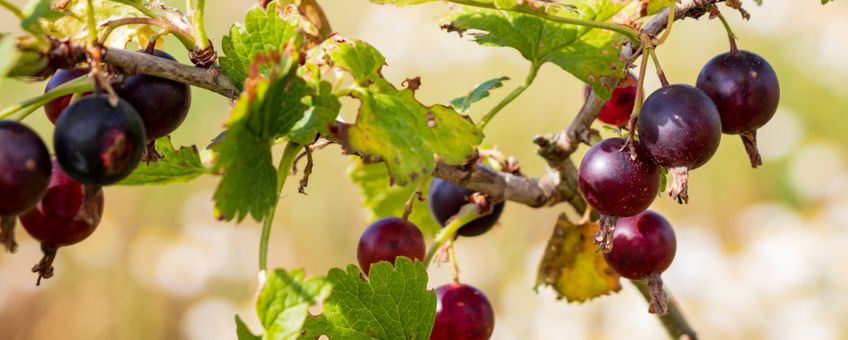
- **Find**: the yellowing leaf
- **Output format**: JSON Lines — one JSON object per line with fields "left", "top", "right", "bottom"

{"left": 536, "top": 214, "right": 621, "bottom": 303}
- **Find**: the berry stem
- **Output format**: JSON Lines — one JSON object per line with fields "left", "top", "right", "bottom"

{"left": 653, "top": 3, "right": 676, "bottom": 46}
{"left": 423, "top": 203, "right": 484, "bottom": 268}
{"left": 632, "top": 280, "right": 697, "bottom": 339}
{"left": 0, "top": 77, "right": 96, "bottom": 120}
{"left": 624, "top": 36, "right": 652, "bottom": 149}
{"left": 716, "top": 11, "right": 739, "bottom": 53}
{"left": 0, "top": 0, "right": 24, "bottom": 20}
{"left": 258, "top": 142, "right": 304, "bottom": 273}
{"left": 188, "top": 0, "right": 211, "bottom": 50}
{"left": 649, "top": 49, "right": 670, "bottom": 87}
{"left": 446, "top": 0, "right": 641, "bottom": 44}
{"left": 740, "top": 130, "right": 763, "bottom": 168}
{"left": 85, "top": 0, "right": 98, "bottom": 47}
{"left": 447, "top": 238, "right": 460, "bottom": 283}
{"left": 0, "top": 215, "right": 17, "bottom": 253}
{"left": 478, "top": 63, "right": 539, "bottom": 130}
{"left": 401, "top": 176, "right": 428, "bottom": 221}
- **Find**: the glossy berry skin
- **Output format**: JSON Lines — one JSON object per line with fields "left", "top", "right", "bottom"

{"left": 428, "top": 178, "right": 505, "bottom": 237}
{"left": 585, "top": 76, "right": 637, "bottom": 127}
{"left": 637, "top": 84, "right": 722, "bottom": 170}
{"left": 43, "top": 68, "right": 90, "bottom": 124}
{"left": 117, "top": 50, "right": 192, "bottom": 140}
{"left": 54, "top": 94, "right": 146, "bottom": 186}
{"left": 0, "top": 120, "right": 52, "bottom": 215}
{"left": 603, "top": 210, "right": 676, "bottom": 280}
{"left": 696, "top": 50, "right": 779, "bottom": 134}
{"left": 578, "top": 138, "right": 660, "bottom": 217}
{"left": 431, "top": 283, "right": 495, "bottom": 340}
{"left": 20, "top": 159, "right": 104, "bottom": 246}
{"left": 357, "top": 217, "right": 425, "bottom": 274}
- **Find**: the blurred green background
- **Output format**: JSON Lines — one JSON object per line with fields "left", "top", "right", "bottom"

{"left": 2, "top": 1, "right": 848, "bottom": 339}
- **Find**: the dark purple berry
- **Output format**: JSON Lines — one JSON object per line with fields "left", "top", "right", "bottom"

{"left": 696, "top": 50, "right": 779, "bottom": 168}
{"left": 578, "top": 137, "right": 659, "bottom": 218}
{"left": 357, "top": 217, "right": 425, "bottom": 274}
{"left": 0, "top": 120, "right": 52, "bottom": 252}
{"left": 578, "top": 137, "right": 660, "bottom": 252}
{"left": 43, "top": 68, "right": 90, "bottom": 124}
{"left": 603, "top": 210, "right": 676, "bottom": 280}
{"left": 0, "top": 120, "right": 52, "bottom": 215}
{"left": 428, "top": 178, "right": 504, "bottom": 237}
{"left": 637, "top": 84, "right": 722, "bottom": 204}
{"left": 117, "top": 49, "right": 191, "bottom": 140}
{"left": 54, "top": 94, "right": 146, "bottom": 186}
{"left": 431, "top": 283, "right": 495, "bottom": 340}
{"left": 603, "top": 210, "right": 676, "bottom": 314}
{"left": 20, "top": 159, "right": 104, "bottom": 285}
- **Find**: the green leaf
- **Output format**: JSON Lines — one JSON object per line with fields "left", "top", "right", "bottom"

{"left": 368, "top": 0, "right": 435, "bottom": 5}
{"left": 288, "top": 80, "right": 341, "bottom": 144}
{"left": 536, "top": 214, "right": 621, "bottom": 303}
{"left": 256, "top": 268, "right": 332, "bottom": 340}
{"left": 219, "top": 1, "right": 302, "bottom": 90}
{"left": 21, "top": 0, "right": 61, "bottom": 34}
{"left": 442, "top": 1, "right": 628, "bottom": 99}
{"left": 119, "top": 138, "right": 209, "bottom": 185}
{"left": 213, "top": 52, "right": 310, "bottom": 222}
{"left": 301, "top": 257, "right": 436, "bottom": 339}
{"left": 450, "top": 76, "right": 509, "bottom": 113}
{"left": 348, "top": 160, "right": 441, "bottom": 236}
{"left": 235, "top": 316, "right": 261, "bottom": 340}
{"left": 42, "top": 0, "right": 155, "bottom": 48}
{"left": 326, "top": 38, "right": 483, "bottom": 186}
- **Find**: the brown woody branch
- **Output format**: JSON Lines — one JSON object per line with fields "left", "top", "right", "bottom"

{"left": 51, "top": 1, "right": 722, "bottom": 338}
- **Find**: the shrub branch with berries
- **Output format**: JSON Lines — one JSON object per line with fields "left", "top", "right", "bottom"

{"left": 0, "top": 0, "right": 804, "bottom": 338}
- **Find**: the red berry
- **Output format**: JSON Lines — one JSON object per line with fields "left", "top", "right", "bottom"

{"left": 20, "top": 159, "right": 104, "bottom": 247}
{"left": 357, "top": 217, "right": 425, "bottom": 274}
{"left": 586, "top": 76, "right": 637, "bottom": 127}
{"left": 20, "top": 159, "right": 104, "bottom": 284}
{"left": 431, "top": 283, "right": 495, "bottom": 340}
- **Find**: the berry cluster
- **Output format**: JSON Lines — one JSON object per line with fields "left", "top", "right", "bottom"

{"left": 0, "top": 48, "right": 192, "bottom": 284}
{"left": 578, "top": 45, "right": 779, "bottom": 313}
{"left": 357, "top": 178, "right": 502, "bottom": 339}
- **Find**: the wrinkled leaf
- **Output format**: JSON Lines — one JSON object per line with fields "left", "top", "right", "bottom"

{"left": 536, "top": 214, "right": 621, "bottom": 303}
{"left": 441, "top": 1, "right": 629, "bottom": 99}
{"left": 349, "top": 160, "right": 441, "bottom": 236}
{"left": 219, "top": 1, "right": 303, "bottom": 90}
{"left": 450, "top": 76, "right": 509, "bottom": 113}
{"left": 256, "top": 268, "right": 332, "bottom": 340}
{"left": 43, "top": 0, "right": 156, "bottom": 48}
{"left": 213, "top": 52, "right": 310, "bottom": 222}
{"left": 326, "top": 38, "right": 482, "bottom": 186}
{"left": 301, "top": 257, "right": 436, "bottom": 339}
{"left": 288, "top": 80, "right": 340, "bottom": 144}
{"left": 21, "top": 0, "right": 62, "bottom": 34}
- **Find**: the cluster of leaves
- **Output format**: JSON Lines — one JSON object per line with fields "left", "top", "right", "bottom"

{"left": 237, "top": 257, "right": 435, "bottom": 340}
